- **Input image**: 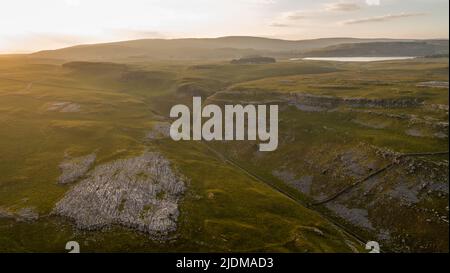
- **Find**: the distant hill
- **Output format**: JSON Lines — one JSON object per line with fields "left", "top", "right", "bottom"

{"left": 29, "top": 36, "right": 448, "bottom": 61}
{"left": 230, "top": 56, "right": 276, "bottom": 64}
{"left": 302, "top": 40, "right": 449, "bottom": 57}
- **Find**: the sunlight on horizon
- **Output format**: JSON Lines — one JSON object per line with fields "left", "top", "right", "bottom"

{"left": 0, "top": 0, "right": 448, "bottom": 54}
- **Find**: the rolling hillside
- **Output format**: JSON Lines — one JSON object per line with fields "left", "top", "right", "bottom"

{"left": 302, "top": 40, "right": 449, "bottom": 57}
{"left": 28, "top": 36, "right": 438, "bottom": 61}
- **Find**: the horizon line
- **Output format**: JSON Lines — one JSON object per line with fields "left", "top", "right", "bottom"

{"left": 1, "top": 35, "right": 449, "bottom": 55}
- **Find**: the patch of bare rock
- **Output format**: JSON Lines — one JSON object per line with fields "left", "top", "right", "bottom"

{"left": 53, "top": 152, "right": 186, "bottom": 239}
{"left": 58, "top": 153, "right": 96, "bottom": 184}
{"left": 289, "top": 93, "right": 423, "bottom": 111}
{"left": 416, "top": 81, "right": 449, "bottom": 88}
{"left": 272, "top": 169, "right": 313, "bottom": 194}
{"left": 0, "top": 207, "right": 39, "bottom": 222}
{"left": 146, "top": 122, "right": 170, "bottom": 140}
{"left": 325, "top": 203, "right": 374, "bottom": 230}
{"left": 47, "top": 102, "right": 81, "bottom": 113}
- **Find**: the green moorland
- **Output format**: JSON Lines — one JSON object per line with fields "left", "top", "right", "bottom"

{"left": 0, "top": 55, "right": 448, "bottom": 252}
{"left": 207, "top": 58, "right": 449, "bottom": 252}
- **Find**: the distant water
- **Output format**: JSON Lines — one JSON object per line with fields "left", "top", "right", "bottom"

{"left": 292, "top": 57, "right": 416, "bottom": 62}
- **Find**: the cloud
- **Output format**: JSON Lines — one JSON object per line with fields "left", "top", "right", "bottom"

{"left": 269, "top": 9, "right": 314, "bottom": 28}
{"left": 275, "top": 2, "right": 361, "bottom": 25}
{"left": 342, "top": 12, "right": 426, "bottom": 24}
{"left": 281, "top": 10, "right": 310, "bottom": 20}
{"left": 245, "top": 0, "right": 277, "bottom": 4}
{"left": 270, "top": 22, "right": 291, "bottom": 27}
{"left": 109, "top": 29, "right": 166, "bottom": 39}
{"left": 324, "top": 2, "right": 361, "bottom": 12}
{"left": 365, "top": 0, "right": 380, "bottom": 6}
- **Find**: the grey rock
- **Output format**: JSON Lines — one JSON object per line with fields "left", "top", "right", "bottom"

{"left": 58, "top": 153, "right": 96, "bottom": 184}
{"left": 47, "top": 102, "right": 81, "bottom": 113}
{"left": 326, "top": 203, "right": 374, "bottom": 230}
{"left": 53, "top": 152, "right": 185, "bottom": 239}
{"left": 0, "top": 207, "right": 14, "bottom": 219}
{"left": 146, "top": 122, "right": 171, "bottom": 140}
{"left": 289, "top": 93, "right": 423, "bottom": 111}
{"left": 405, "top": 129, "right": 425, "bottom": 137}
{"left": 0, "top": 207, "right": 39, "bottom": 222}
{"left": 272, "top": 170, "right": 313, "bottom": 194}
{"left": 16, "top": 207, "right": 39, "bottom": 222}
{"left": 388, "top": 183, "right": 420, "bottom": 204}
{"left": 416, "top": 81, "right": 449, "bottom": 88}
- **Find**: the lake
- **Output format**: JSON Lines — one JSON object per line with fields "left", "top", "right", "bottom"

{"left": 292, "top": 57, "right": 416, "bottom": 62}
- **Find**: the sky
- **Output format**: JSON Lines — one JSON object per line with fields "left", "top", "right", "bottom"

{"left": 0, "top": 0, "right": 448, "bottom": 53}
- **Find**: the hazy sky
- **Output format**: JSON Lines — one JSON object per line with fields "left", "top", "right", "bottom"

{"left": 0, "top": 0, "right": 448, "bottom": 53}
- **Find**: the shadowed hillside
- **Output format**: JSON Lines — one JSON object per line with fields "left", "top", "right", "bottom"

{"left": 302, "top": 41, "right": 449, "bottom": 57}
{"left": 29, "top": 36, "right": 434, "bottom": 61}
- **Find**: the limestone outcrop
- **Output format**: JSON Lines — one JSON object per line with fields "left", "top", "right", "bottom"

{"left": 53, "top": 152, "right": 185, "bottom": 239}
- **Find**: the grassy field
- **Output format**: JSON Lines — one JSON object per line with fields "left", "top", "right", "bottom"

{"left": 0, "top": 55, "right": 448, "bottom": 252}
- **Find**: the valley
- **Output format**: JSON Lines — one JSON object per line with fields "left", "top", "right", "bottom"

{"left": 0, "top": 45, "right": 448, "bottom": 252}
